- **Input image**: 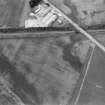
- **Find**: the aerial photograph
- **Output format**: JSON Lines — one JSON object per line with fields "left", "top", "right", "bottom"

{"left": 0, "top": 0, "right": 105, "bottom": 105}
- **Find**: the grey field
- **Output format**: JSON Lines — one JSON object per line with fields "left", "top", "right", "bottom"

{"left": 0, "top": 0, "right": 105, "bottom": 105}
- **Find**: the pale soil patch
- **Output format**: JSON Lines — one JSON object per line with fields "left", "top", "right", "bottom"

{"left": 19, "top": 0, "right": 31, "bottom": 27}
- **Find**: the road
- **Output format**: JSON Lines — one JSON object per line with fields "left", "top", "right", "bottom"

{"left": 0, "top": 29, "right": 104, "bottom": 40}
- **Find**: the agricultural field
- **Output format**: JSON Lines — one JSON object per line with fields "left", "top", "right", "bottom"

{"left": 0, "top": 0, "right": 105, "bottom": 28}
{"left": 0, "top": 1, "right": 105, "bottom": 105}
{"left": 0, "top": 0, "right": 25, "bottom": 28}
{"left": 0, "top": 34, "right": 91, "bottom": 105}
{"left": 49, "top": 0, "right": 105, "bottom": 26}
